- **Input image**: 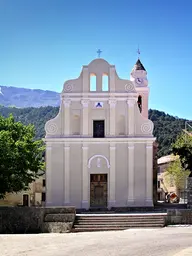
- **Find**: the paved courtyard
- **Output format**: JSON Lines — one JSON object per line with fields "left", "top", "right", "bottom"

{"left": 1, "top": 227, "right": 192, "bottom": 256}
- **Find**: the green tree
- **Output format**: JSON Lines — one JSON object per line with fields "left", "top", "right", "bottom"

{"left": 172, "top": 133, "right": 192, "bottom": 177}
{"left": 165, "top": 158, "right": 190, "bottom": 193}
{"left": 0, "top": 115, "right": 45, "bottom": 199}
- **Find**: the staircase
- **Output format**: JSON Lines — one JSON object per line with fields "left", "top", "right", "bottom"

{"left": 72, "top": 213, "right": 167, "bottom": 232}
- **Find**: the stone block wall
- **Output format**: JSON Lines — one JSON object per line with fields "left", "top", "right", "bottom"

{"left": 167, "top": 209, "right": 192, "bottom": 225}
{"left": 188, "top": 177, "right": 192, "bottom": 208}
{"left": 0, "top": 207, "right": 76, "bottom": 234}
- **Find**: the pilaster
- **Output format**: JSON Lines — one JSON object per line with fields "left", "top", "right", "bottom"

{"left": 81, "top": 99, "right": 89, "bottom": 136}
{"left": 127, "top": 142, "right": 135, "bottom": 205}
{"left": 127, "top": 99, "right": 135, "bottom": 135}
{"left": 63, "top": 99, "right": 71, "bottom": 136}
{"left": 82, "top": 67, "right": 89, "bottom": 92}
{"left": 64, "top": 145, "right": 70, "bottom": 204}
{"left": 97, "top": 75, "right": 102, "bottom": 91}
{"left": 108, "top": 99, "right": 116, "bottom": 136}
{"left": 109, "top": 66, "right": 116, "bottom": 92}
{"left": 141, "top": 92, "right": 149, "bottom": 119}
{"left": 145, "top": 142, "right": 153, "bottom": 206}
{"left": 109, "top": 145, "right": 116, "bottom": 208}
{"left": 82, "top": 145, "right": 89, "bottom": 209}
{"left": 45, "top": 144, "right": 52, "bottom": 206}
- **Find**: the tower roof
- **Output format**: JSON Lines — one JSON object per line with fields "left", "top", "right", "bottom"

{"left": 134, "top": 59, "right": 146, "bottom": 71}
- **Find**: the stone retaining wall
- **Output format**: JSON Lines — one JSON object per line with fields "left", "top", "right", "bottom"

{"left": 1, "top": 206, "right": 191, "bottom": 233}
{"left": 0, "top": 206, "right": 76, "bottom": 234}
{"left": 167, "top": 209, "right": 192, "bottom": 225}
{"left": 188, "top": 177, "right": 192, "bottom": 209}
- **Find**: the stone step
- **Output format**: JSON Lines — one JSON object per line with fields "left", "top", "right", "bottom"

{"left": 75, "top": 220, "right": 165, "bottom": 223}
{"left": 76, "top": 217, "right": 165, "bottom": 221}
{"left": 72, "top": 214, "right": 166, "bottom": 232}
{"left": 72, "top": 224, "right": 165, "bottom": 232}
{"left": 75, "top": 217, "right": 165, "bottom": 220}
{"left": 75, "top": 216, "right": 165, "bottom": 219}
{"left": 72, "top": 227, "right": 127, "bottom": 232}
{"left": 76, "top": 213, "right": 167, "bottom": 216}
{"left": 74, "top": 222, "right": 165, "bottom": 227}
{"left": 74, "top": 223, "right": 165, "bottom": 227}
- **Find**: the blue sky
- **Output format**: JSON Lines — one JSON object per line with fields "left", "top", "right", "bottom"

{"left": 0, "top": 0, "right": 192, "bottom": 119}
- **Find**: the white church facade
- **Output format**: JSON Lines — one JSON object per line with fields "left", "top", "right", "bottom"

{"left": 44, "top": 57, "right": 155, "bottom": 209}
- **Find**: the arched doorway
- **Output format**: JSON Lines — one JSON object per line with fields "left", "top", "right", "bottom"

{"left": 88, "top": 155, "right": 110, "bottom": 208}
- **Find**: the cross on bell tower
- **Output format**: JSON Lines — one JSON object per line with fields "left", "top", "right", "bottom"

{"left": 137, "top": 47, "right": 141, "bottom": 59}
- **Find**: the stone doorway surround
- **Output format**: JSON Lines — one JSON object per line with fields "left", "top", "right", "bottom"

{"left": 90, "top": 174, "right": 108, "bottom": 208}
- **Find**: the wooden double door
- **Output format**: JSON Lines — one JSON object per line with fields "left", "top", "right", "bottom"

{"left": 90, "top": 174, "right": 108, "bottom": 208}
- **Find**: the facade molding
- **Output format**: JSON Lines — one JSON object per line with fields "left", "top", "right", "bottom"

{"left": 81, "top": 99, "right": 90, "bottom": 108}
{"left": 128, "top": 142, "right": 135, "bottom": 149}
{"left": 62, "top": 92, "right": 138, "bottom": 98}
{"left": 44, "top": 137, "right": 156, "bottom": 143}
{"left": 127, "top": 99, "right": 136, "bottom": 107}
{"left": 63, "top": 99, "right": 71, "bottom": 107}
{"left": 88, "top": 154, "right": 110, "bottom": 169}
{"left": 108, "top": 99, "right": 117, "bottom": 108}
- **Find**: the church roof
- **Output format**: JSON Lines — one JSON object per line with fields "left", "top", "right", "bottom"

{"left": 134, "top": 59, "right": 146, "bottom": 71}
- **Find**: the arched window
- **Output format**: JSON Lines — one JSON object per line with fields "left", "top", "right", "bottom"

{"left": 137, "top": 95, "right": 142, "bottom": 113}
{"left": 90, "top": 73, "right": 96, "bottom": 91}
{"left": 102, "top": 74, "right": 108, "bottom": 91}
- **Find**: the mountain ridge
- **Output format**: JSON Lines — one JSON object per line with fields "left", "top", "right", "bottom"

{"left": 0, "top": 85, "right": 60, "bottom": 108}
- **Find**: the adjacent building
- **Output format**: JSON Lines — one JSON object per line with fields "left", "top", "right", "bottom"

{"left": 157, "top": 155, "right": 188, "bottom": 203}
{"left": 0, "top": 176, "right": 46, "bottom": 207}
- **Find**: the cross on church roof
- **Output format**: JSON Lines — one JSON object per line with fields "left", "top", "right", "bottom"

{"left": 97, "top": 49, "right": 102, "bottom": 58}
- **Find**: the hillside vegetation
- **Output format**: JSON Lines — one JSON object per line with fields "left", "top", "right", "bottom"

{"left": 148, "top": 109, "right": 186, "bottom": 156}
{"left": 0, "top": 106, "right": 187, "bottom": 157}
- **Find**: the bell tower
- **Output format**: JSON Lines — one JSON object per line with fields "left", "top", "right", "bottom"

{"left": 130, "top": 58, "right": 149, "bottom": 119}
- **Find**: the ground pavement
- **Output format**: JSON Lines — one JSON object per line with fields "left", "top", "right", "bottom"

{"left": 1, "top": 227, "right": 192, "bottom": 256}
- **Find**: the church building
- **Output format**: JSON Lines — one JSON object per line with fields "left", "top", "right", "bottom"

{"left": 44, "top": 57, "right": 155, "bottom": 209}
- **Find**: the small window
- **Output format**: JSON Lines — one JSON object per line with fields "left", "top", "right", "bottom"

{"left": 42, "top": 192, "right": 46, "bottom": 202}
{"left": 93, "top": 120, "right": 105, "bottom": 138}
{"left": 43, "top": 179, "right": 46, "bottom": 187}
{"left": 102, "top": 74, "right": 108, "bottom": 91}
{"left": 90, "top": 73, "right": 96, "bottom": 91}
{"left": 157, "top": 181, "right": 161, "bottom": 188}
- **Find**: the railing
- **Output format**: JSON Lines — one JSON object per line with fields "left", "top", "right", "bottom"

{"left": 184, "top": 121, "right": 192, "bottom": 135}
{"left": 183, "top": 121, "right": 192, "bottom": 144}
